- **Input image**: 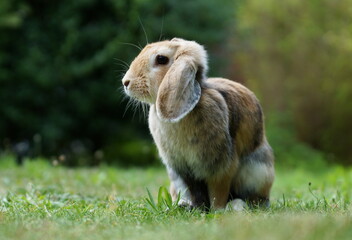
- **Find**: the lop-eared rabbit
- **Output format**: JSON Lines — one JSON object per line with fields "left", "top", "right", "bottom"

{"left": 122, "top": 38, "right": 274, "bottom": 210}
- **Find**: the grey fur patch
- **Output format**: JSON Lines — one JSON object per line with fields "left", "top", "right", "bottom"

{"left": 217, "top": 89, "right": 241, "bottom": 142}
{"left": 240, "top": 142, "right": 273, "bottom": 165}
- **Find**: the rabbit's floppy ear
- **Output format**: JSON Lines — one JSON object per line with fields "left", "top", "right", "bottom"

{"left": 156, "top": 55, "right": 201, "bottom": 122}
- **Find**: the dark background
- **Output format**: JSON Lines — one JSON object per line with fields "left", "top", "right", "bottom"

{"left": 1, "top": 0, "right": 351, "bottom": 167}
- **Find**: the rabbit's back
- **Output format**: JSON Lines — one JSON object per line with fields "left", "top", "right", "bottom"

{"left": 204, "top": 78, "right": 265, "bottom": 158}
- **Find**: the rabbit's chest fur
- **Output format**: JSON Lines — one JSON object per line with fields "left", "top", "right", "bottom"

{"left": 149, "top": 99, "right": 234, "bottom": 180}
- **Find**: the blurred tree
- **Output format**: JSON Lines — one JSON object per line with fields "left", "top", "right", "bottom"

{"left": 235, "top": 0, "right": 352, "bottom": 164}
{"left": 0, "top": 0, "right": 235, "bottom": 165}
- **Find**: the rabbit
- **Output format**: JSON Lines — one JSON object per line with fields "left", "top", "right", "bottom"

{"left": 122, "top": 38, "right": 274, "bottom": 210}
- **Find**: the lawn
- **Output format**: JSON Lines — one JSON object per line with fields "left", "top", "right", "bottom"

{"left": 1, "top": 155, "right": 352, "bottom": 240}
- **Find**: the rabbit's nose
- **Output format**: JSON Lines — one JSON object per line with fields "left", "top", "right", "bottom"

{"left": 123, "top": 80, "right": 130, "bottom": 87}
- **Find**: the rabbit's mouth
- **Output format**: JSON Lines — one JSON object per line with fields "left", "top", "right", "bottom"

{"left": 122, "top": 73, "right": 150, "bottom": 99}
{"left": 123, "top": 85, "right": 153, "bottom": 104}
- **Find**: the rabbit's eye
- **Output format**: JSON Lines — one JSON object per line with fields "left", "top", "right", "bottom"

{"left": 156, "top": 55, "right": 169, "bottom": 65}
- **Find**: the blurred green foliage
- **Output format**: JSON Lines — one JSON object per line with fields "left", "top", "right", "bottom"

{"left": 235, "top": 0, "right": 352, "bottom": 164}
{"left": 1, "top": 0, "right": 351, "bottom": 166}
{"left": 265, "top": 114, "right": 328, "bottom": 170}
{"left": 0, "top": 0, "right": 234, "bottom": 165}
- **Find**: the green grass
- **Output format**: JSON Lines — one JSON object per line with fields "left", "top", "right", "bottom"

{"left": 1, "top": 155, "right": 352, "bottom": 240}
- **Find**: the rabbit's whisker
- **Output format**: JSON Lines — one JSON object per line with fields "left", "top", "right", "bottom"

{"left": 138, "top": 16, "right": 149, "bottom": 45}
{"left": 159, "top": 15, "right": 164, "bottom": 41}
{"left": 117, "top": 42, "right": 142, "bottom": 51}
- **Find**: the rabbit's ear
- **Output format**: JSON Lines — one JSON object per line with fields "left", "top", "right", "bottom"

{"left": 156, "top": 56, "right": 201, "bottom": 122}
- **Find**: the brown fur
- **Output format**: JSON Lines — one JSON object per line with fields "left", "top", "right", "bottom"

{"left": 122, "top": 38, "right": 275, "bottom": 210}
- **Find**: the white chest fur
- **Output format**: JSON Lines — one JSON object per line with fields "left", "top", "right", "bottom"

{"left": 149, "top": 105, "right": 199, "bottom": 167}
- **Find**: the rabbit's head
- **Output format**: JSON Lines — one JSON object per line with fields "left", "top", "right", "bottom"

{"left": 122, "top": 38, "right": 208, "bottom": 122}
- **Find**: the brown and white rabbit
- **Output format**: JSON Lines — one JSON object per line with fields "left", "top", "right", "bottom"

{"left": 122, "top": 38, "right": 274, "bottom": 210}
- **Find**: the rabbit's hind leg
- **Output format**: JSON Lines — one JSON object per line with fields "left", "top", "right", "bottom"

{"left": 232, "top": 143, "right": 275, "bottom": 208}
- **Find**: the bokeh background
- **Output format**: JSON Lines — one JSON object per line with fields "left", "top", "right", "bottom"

{"left": 0, "top": 0, "right": 351, "bottom": 167}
